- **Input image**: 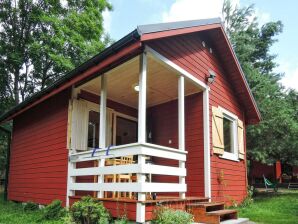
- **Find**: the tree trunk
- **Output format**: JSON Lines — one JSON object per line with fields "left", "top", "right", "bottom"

{"left": 13, "top": 71, "right": 19, "bottom": 104}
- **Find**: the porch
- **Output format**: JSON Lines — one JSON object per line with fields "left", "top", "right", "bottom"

{"left": 66, "top": 46, "right": 211, "bottom": 222}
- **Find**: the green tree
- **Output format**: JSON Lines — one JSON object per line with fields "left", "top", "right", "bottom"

{"left": 222, "top": 0, "right": 298, "bottom": 165}
{"left": 0, "top": 0, "right": 112, "bottom": 107}
{"left": 0, "top": 0, "right": 112, "bottom": 182}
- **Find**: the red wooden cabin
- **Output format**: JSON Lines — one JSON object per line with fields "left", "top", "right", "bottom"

{"left": 0, "top": 18, "right": 260, "bottom": 223}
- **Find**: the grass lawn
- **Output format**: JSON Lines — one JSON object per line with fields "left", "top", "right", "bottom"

{"left": 238, "top": 189, "right": 298, "bottom": 224}
{"left": 0, "top": 193, "right": 63, "bottom": 224}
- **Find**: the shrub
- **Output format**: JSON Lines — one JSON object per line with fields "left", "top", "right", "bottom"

{"left": 241, "top": 186, "right": 254, "bottom": 207}
{"left": 23, "top": 201, "right": 39, "bottom": 211}
{"left": 114, "top": 216, "right": 128, "bottom": 224}
{"left": 42, "top": 200, "right": 66, "bottom": 220}
{"left": 70, "top": 196, "right": 110, "bottom": 224}
{"left": 114, "top": 217, "right": 128, "bottom": 224}
{"left": 153, "top": 206, "right": 193, "bottom": 224}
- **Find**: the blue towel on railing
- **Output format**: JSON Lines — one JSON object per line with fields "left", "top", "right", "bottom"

{"left": 91, "top": 145, "right": 115, "bottom": 157}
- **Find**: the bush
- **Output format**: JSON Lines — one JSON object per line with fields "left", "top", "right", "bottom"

{"left": 153, "top": 206, "right": 193, "bottom": 224}
{"left": 70, "top": 196, "right": 110, "bottom": 224}
{"left": 114, "top": 216, "right": 128, "bottom": 224}
{"left": 241, "top": 186, "right": 254, "bottom": 207}
{"left": 42, "top": 200, "right": 66, "bottom": 220}
{"left": 23, "top": 201, "right": 39, "bottom": 211}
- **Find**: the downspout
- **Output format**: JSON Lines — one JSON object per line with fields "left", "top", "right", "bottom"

{"left": 0, "top": 126, "right": 11, "bottom": 201}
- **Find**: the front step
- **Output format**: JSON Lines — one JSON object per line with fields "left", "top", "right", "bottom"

{"left": 207, "top": 209, "right": 238, "bottom": 223}
{"left": 220, "top": 218, "right": 252, "bottom": 224}
{"left": 186, "top": 202, "right": 238, "bottom": 224}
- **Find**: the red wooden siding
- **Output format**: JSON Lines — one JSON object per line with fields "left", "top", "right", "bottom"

{"left": 147, "top": 33, "right": 248, "bottom": 204}
{"left": 149, "top": 93, "right": 204, "bottom": 197}
{"left": 8, "top": 90, "right": 70, "bottom": 205}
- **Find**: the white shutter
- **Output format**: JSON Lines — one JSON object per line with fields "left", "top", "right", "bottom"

{"left": 70, "top": 99, "right": 88, "bottom": 151}
{"left": 212, "top": 106, "right": 224, "bottom": 155}
{"left": 238, "top": 119, "right": 245, "bottom": 160}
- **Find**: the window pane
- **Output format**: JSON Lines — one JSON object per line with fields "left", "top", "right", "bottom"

{"left": 116, "top": 117, "right": 137, "bottom": 145}
{"left": 223, "top": 117, "right": 232, "bottom": 153}
{"left": 88, "top": 111, "right": 100, "bottom": 148}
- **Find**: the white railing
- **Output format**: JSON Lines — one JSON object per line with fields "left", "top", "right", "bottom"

{"left": 67, "top": 143, "right": 187, "bottom": 195}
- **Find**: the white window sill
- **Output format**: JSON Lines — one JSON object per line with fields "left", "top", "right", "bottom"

{"left": 219, "top": 152, "right": 240, "bottom": 162}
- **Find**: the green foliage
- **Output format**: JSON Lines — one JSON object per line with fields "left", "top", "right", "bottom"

{"left": 70, "top": 196, "right": 110, "bottom": 224}
{"left": 114, "top": 216, "right": 129, "bottom": 224}
{"left": 0, "top": 134, "right": 7, "bottom": 178}
{"left": 240, "top": 186, "right": 254, "bottom": 207}
{"left": 222, "top": 0, "right": 298, "bottom": 166}
{"left": 0, "top": 192, "right": 64, "bottom": 223}
{"left": 23, "top": 201, "right": 39, "bottom": 211}
{"left": 0, "top": 0, "right": 112, "bottom": 107}
{"left": 42, "top": 200, "right": 66, "bottom": 220}
{"left": 153, "top": 206, "right": 194, "bottom": 224}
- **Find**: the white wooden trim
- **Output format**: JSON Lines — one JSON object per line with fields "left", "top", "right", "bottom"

{"left": 219, "top": 106, "right": 238, "bottom": 120}
{"left": 70, "top": 143, "right": 187, "bottom": 162}
{"left": 178, "top": 76, "right": 185, "bottom": 151}
{"left": 203, "top": 89, "right": 211, "bottom": 199}
{"left": 99, "top": 75, "right": 107, "bottom": 149}
{"left": 178, "top": 75, "right": 186, "bottom": 199}
{"left": 69, "top": 164, "right": 186, "bottom": 177}
{"left": 66, "top": 86, "right": 76, "bottom": 206}
{"left": 137, "top": 154, "right": 147, "bottom": 223}
{"left": 220, "top": 152, "right": 240, "bottom": 162}
{"left": 138, "top": 53, "right": 147, "bottom": 144}
{"left": 98, "top": 75, "right": 107, "bottom": 198}
{"left": 136, "top": 202, "right": 146, "bottom": 223}
{"left": 145, "top": 45, "right": 207, "bottom": 90}
{"left": 218, "top": 106, "right": 239, "bottom": 158}
{"left": 70, "top": 183, "right": 186, "bottom": 193}
{"left": 66, "top": 156, "right": 76, "bottom": 207}
{"left": 114, "top": 111, "right": 138, "bottom": 122}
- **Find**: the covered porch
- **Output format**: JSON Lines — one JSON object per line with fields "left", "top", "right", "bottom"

{"left": 66, "top": 46, "right": 210, "bottom": 222}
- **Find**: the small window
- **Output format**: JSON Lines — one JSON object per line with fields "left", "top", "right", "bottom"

{"left": 223, "top": 117, "right": 233, "bottom": 153}
{"left": 221, "top": 110, "right": 238, "bottom": 161}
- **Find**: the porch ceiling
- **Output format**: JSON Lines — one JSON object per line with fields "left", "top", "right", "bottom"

{"left": 79, "top": 55, "right": 201, "bottom": 108}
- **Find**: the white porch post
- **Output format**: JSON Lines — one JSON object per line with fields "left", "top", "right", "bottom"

{"left": 136, "top": 53, "right": 147, "bottom": 223}
{"left": 98, "top": 74, "right": 107, "bottom": 198}
{"left": 203, "top": 88, "right": 211, "bottom": 199}
{"left": 66, "top": 86, "right": 77, "bottom": 207}
{"left": 178, "top": 76, "right": 186, "bottom": 199}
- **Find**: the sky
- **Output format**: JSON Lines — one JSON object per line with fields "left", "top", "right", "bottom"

{"left": 102, "top": 0, "right": 298, "bottom": 91}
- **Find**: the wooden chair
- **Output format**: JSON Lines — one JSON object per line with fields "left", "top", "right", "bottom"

{"left": 117, "top": 156, "right": 134, "bottom": 198}
{"left": 104, "top": 158, "right": 120, "bottom": 198}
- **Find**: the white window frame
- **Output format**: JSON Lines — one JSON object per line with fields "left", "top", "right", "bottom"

{"left": 113, "top": 111, "right": 138, "bottom": 145}
{"left": 85, "top": 100, "right": 138, "bottom": 148}
{"left": 219, "top": 107, "right": 239, "bottom": 162}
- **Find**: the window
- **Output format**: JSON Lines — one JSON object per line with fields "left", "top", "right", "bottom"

{"left": 223, "top": 117, "right": 233, "bottom": 153}
{"left": 87, "top": 111, "right": 100, "bottom": 148}
{"left": 221, "top": 109, "right": 238, "bottom": 161}
{"left": 212, "top": 106, "right": 241, "bottom": 161}
{"left": 116, "top": 116, "right": 138, "bottom": 145}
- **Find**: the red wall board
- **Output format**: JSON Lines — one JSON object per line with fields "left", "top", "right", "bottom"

{"left": 8, "top": 89, "right": 70, "bottom": 206}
